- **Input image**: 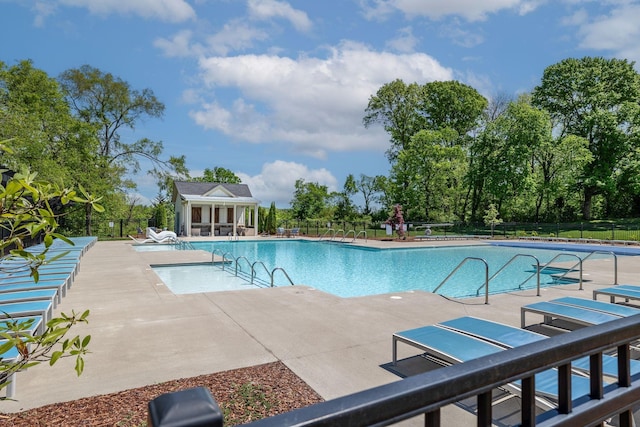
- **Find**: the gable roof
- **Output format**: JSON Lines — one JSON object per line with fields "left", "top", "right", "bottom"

{"left": 172, "top": 181, "right": 257, "bottom": 204}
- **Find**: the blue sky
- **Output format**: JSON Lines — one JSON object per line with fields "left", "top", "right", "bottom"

{"left": 2, "top": 0, "right": 639, "bottom": 207}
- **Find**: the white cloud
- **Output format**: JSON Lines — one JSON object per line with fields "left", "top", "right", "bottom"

{"left": 247, "top": 0, "right": 313, "bottom": 32}
{"left": 386, "top": 26, "right": 419, "bottom": 52}
{"left": 580, "top": 4, "right": 640, "bottom": 60}
{"left": 155, "top": 22, "right": 270, "bottom": 58}
{"left": 439, "top": 20, "right": 484, "bottom": 47}
{"left": 204, "top": 20, "right": 270, "bottom": 56}
{"left": 154, "top": 30, "right": 199, "bottom": 58}
{"left": 237, "top": 160, "right": 338, "bottom": 207}
{"left": 33, "top": 1, "right": 57, "bottom": 27}
{"left": 190, "top": 41, "right": 453, "bottom": 158}
{"left": 361, "top": 0, "right": 541, "bottom": 22}
{"left": 58, "top": 0, "right": 196, "bottom": 23}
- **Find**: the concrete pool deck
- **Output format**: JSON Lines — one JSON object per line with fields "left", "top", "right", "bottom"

{"left": 3, "top": 237, "right": 639, "bottom": 424}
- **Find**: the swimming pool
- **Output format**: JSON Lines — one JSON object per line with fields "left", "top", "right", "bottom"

{"left": 181, "top": 240, "right": 619, "bottom": 298}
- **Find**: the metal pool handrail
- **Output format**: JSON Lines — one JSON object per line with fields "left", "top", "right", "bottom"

{"left": 319, "top": 229, "right": 335, "bottom": 240}
{"left": 341, "top": 230, "right": 355, "bottom": 242}
{"left": 580, "top": 250, "right": 618, "bottom": 285}
{"left": 477, "top": 254, "right": 541, "bottom": 296}
{"left": 234, "top": 256, "right": 252, "bottom": 277}
{"left": 271, "top": 267, "right": 295, "bottom": 287}
{"left": 533, "top": 252, "right": 583, "bottom": 290}
{"left": 353, "top": 230, "right": 367, "bottom": 242}
{"left": 433, "top": 257, "right": 489, "bottom": 304}
{"left": 251, "top": 261, "right": 271, "bottom": 286}
{"left": 211, "top": 248, "right": 227, "bottom": 264}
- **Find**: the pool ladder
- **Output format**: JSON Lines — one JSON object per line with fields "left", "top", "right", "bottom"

{"left": 210, "top": 249, "right": 296, "bottom": 288}
{"left": 433, "top": 250, "right": 618, "bottom": 304}
{"left": 319, "top": 229, "right": 367, "bottom": 242}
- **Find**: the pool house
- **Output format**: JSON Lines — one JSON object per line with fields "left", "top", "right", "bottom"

{"left": 172, "top": 181, "right": 260, "bottom": 237}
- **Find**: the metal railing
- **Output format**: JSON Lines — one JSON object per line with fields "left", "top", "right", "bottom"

{"left": 353, "top": 230, "right": 367, "bottom": 241}
{"left": 476, "top": 253, "right": 541, "bottom": 296}
{"left": 271, "top": 267, "right": 295, "bottom": 287}
{"left": 341, "top": 230, "right": 355, "bottom": 242}
{"left": 318, "top": 229, "right": 335, "bottom": 241}
{"left": 207, "top": 246, "right": 296, "bottom": 288}
{"left": 433, "top": 257, "right": 490, "bottom": 304}
{"left": 580, "top": 251, "right": 618, "bottom": 285}
{"left": 149, "top": 314, "right": 640, "bottom": 427}
{"left": 437, "top": 249, "right": 615, "bottom": 303}
{"left": 537, "top": 253, "right": 584, "bottom": 290}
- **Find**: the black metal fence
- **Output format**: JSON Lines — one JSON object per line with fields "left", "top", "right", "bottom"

{"left": 80, "top": 218, "right": 640, "bottom": 243}
{"left": 273, "top": 220, "right": 640, "bottom": 242}
{"left": 148, "top": 314, "right": 640, "bottom": 427}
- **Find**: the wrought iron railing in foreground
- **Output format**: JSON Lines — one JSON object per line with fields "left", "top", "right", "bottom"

{"left": 149, "top": 314, "right": 640, "bottom": 427}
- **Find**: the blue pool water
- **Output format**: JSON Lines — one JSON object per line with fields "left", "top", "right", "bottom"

{"left": 182, "top": 240, "right": 618, "bottom": 298}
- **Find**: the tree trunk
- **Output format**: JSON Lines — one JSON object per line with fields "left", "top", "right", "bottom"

{"left": 582, "top": 188, "right": 594, "bottom": 220}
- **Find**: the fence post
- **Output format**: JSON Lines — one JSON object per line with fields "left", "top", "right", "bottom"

{"left": 612, "top": 223, "right": 615, "bottom": 241}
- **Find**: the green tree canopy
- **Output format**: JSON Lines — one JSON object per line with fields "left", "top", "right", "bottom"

{"left": 192, "top": 167, "right": 241, "bottom": 184}
{"left": 290, "top": 179, "right": 330, "bottom": 220}
{"left": 532, "top": 56, "right": 640, "bottom": 219}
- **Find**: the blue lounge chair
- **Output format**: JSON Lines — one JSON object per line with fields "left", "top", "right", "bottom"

{"left": 552, "top": 296, "right": 640, "bottom": 317}
{"left": 0, "top": 289, "right": 59, "bottom": 308}
{"left": 0, "top": 315, "right": 44, "bottom": 336}
{"left": 0, "top": 300, "right": 53, "bottom": 325}
{"left": 521, "top": 301, "right": 622, "bottom": 328}
{"left": 0, "top": 277, "right": 68, "bottom": 301}
{"left": 594, "top": 285, "right": 640, "bottom": 304}
{"left": 392, "top": 324, "right": 593, "bottom": 403}
{"left": 439, "top": 316, "right": 640, "bottom": 379}
{"left": 0, "top": 340, "right": 21, "bottom": 398}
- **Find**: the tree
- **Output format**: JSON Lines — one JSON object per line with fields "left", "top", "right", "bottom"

{"left": 385, "top": 204, "right": 406, "bottom": 239}
{"left": 394, "top": 128, "right": 466, "bottom": 221}
{"left": 290, "top": 179, "right": 330, "bottom": 220}
{"left": 483, "top": 203, "right": 503, "bottom": 237}
{"left": 58, "top": 65, "right": 185, "bottom": 233}
{"left": 266, "top": 202, "right": 277, "bottom": 234}
{"left": 532, "top": 57, "right": 640, "bottom": 219}
{"left": 419, "top": 80, "right": 488, "bottom": 145}
{"left": 332, "top": 174, "right": 358, "bottom": 221}
{"left": 355, "top": 174, "right": 383, "bottom": 216}
{"left": 0, "top": 144, "right": 101, "bottom": 397}
{"left": 195, "top": 167, "right": 242, "bottom": 184}
{"left": 0, "top": 61, "right": 101, "bottom": 209}
{"left": 363, "top": 79, "right": 425, "bottom": 161}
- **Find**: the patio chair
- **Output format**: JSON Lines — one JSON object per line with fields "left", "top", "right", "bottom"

{"left": 0, "top": 278, "right": 68, "bottom": 302}
{"left": 392, "top": 324, "right": 592, "bottom": 405}
{"left": 594, "top": 285, "right": 640, "bottom": 304}
{"left": 0, "top": 289, "right": 59, "bottom": 308}
{"left": 439, "top": 315, "right": 640, "bottom": 379}
{"left": 290, "top": 228, "right": 300, "bottom": 237}
{"left": 146, "top": 228, "right": 178, "bottom": 243}
{"left": 129, "top": 228, "right": 178, "bottom": 244}
{"left": 276, "top": 227, "right": 285, "bottom": 238}
{"left": 552, "top": 296, "right": 640, "bottom": 317}
{"left": 0, "top": 340, "right": 21, "bottom": 398}
{"left": 0, "top": 300, "right": 53, "bottom": 325}
{"left": 521, "top": 301, "right": 622, "bottom": 329}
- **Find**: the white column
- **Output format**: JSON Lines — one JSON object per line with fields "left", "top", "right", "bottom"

{"left": 254, "top": 204, "right": 259, "bottom": 236}
{"left": 186, "top": 200, "right": 191, "bottom": 237}
{"left": 233, "top": 204, "right": 237, "bottom": 237}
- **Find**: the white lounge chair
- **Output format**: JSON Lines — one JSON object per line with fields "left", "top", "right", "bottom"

{"left": 129, "top": 228, "right": 178, "bottom": 244}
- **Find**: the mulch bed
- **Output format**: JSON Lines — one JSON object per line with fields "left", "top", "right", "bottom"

{"left": 0, "top": 361, "right": 323, "bottom": 426}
